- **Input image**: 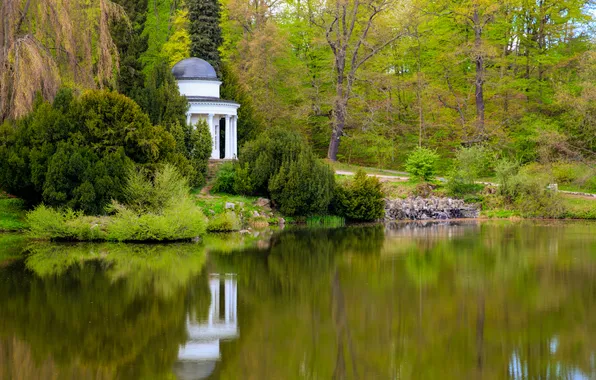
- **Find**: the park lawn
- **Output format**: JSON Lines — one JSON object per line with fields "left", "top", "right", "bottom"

{"left": 381, "top": 181, "right": 420, "bottom": 199}
{"left": 561, "top": 195, "right": 596, "bottom": 219}
{"left": 0, "top": 197, "right": 27, "bottom": 231}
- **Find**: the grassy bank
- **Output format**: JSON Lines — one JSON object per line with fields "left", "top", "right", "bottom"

{"left": 195, "top": 193, "right": 283, "bottom": 228}
{"left": 0, "top": 196, "right": 27, "bottom": 232}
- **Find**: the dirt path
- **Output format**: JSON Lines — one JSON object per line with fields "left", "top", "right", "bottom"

{"left": 335, "top": 170, "right": 409, "bottom": 182}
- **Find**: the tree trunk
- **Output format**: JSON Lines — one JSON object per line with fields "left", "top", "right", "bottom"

{"left": 328, "top": 97, "right": 346, "bottom": 161}
{"left": 473, "top": 8, "right": 485, "bottom": 137}
{"left": 328, "top": 46, "right": 346, "bottom": 161}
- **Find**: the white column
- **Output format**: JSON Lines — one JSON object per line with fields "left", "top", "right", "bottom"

{"left": 208, "top": 277, "right": 218, "bottom": 326}
{"left": 186, "top": 113, "right": 191, "bottom": 127}
{"left": 225, "top": 278, "right": 231, "bottom": 323}
{"left": 224, "top": 115, "right": 232, "bottom": 159}
{"left": 214, "top": 120, "right": 219, "bottom": 159}
{"left": 232, "top": 116, "right": 238, "bottom": 158}
{"left": 208, "top": 113, "right": 217, "bottom": 160}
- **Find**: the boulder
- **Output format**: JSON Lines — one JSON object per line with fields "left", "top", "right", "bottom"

{"left": 255, "top": 198, "right": 271, "bottom": 207}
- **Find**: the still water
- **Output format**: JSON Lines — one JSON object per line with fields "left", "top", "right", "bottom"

{"left": 1, "top": 221, "right": 595, "bottom": 379}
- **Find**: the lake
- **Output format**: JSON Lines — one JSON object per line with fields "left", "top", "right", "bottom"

{"left": 1, "top": 220, "right": 595, "bottom": 379}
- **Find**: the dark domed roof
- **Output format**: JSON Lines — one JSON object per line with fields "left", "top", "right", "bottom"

{"left": 172, "top": 58, "right": 218, "bottom": 80}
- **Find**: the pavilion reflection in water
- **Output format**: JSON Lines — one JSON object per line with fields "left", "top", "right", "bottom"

{"left": 175, "top": 274, "right": 238, "bottom": 380}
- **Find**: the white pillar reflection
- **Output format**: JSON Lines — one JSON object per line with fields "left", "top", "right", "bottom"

{"left": 176, "top": 274, "right": 238, "bottom": 379}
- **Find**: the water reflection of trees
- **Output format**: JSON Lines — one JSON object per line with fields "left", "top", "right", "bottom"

{"left": 0, "top": 243, "right": 212, "bottom": 379}
{"left": 1, "top": 222, "right": 595, "bottom": 379}
{"left": 211, "top": 222, "right": 596, "bottom": 379}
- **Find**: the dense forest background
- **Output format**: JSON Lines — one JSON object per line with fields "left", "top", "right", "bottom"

{"left": 1, "top": 0, "right": 595, "bottom": 169}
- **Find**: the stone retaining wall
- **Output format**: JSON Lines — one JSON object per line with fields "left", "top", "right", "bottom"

{"left": 385, "top": 197, "right": 479, "bottom": 221}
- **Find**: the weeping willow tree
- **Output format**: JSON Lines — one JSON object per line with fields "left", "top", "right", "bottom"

{"left": 0, "top": 0, "right": 125, "bottom": 121}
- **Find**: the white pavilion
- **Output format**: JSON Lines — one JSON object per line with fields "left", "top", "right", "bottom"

{"left": 172, "top": 58, "right": 240, "bottom": 160}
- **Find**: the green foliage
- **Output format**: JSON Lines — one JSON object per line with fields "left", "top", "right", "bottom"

{"left": 495, "top": 159, "right": 521, "bottom": 201}
{"left": 186, "top": 120, "right": 213, "bottom": 188}
{"left": 188, "top": 0, "right": 223, "bottom": 73}
{"left": 105, "top": 197, "right": 207, "bottom": 241}
{"left": 110, "top": 0, "right": 148, "bottom": 98}
{"left": 447, "top": 146, "right": 493, "bottom": 197}
{"left": 405, "top": 147, "right": 440, "bottom": 182}
{"left": 561, "top": 197, "right": 596, "bottom": 219}
{"left": 268, "top": 151, "right": 335, "bottom": 216}
{"left": 211, "top": 163, "right": 236, "bottom": 194}
{"left": 134, "top": 61, "right": 211, "bottom": 187}
{"left": 0, "top": 89, "right": 186, "bottom": 214}
{"left": 551, "top": 162, "right": 596, "bottom": 193}
{"left": 207, "top": 211, "right": 241, "bottom": 232}
{"left": 306, "top": 215, "right": 345, "bottom": 228}
{"left": 238, "top": 128, "right": 309, "bottom": 194}
{"left": 332, "top": 170, "right": 385, "bottom": 221}
{"left": 27, "top": 205, "right": 107, "bottom": 241}
{"left": 233, "top": 128, "right": 335, "bottom": 215}
{"left": 121, "top": 164, "right": 189, "bottom": 214}
{"left": 26, "top": 165, "right": 207, "bottom": 241}
{"left": 140, "top": 0, "right": 181, "bottom": 74}
{"left": 494, "top": 160, "right": 566, "bottom": 218}
{"left": 220, "top": 63, "right": 264, "bottom": 145}
{"left": 0, "top": 87, "right": 208, "bottom": 212}
{"left": 137, "top": 59, "right": 188, "bottom": 129}
{"left": 0, "top": 197, "right": 27, "bottom": 231}
{"left": 161, "top": 9, "right": 191, "bottom": 66}
{"left": 232, "top": 163, "right": 254, "bottom": 195}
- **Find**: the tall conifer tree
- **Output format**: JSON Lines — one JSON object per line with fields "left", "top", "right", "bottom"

{"left": 111, "top": 0, "right": 149, "bottom": 98}
{"left": 188, "top": 0, "right": 223, "bottom": 73}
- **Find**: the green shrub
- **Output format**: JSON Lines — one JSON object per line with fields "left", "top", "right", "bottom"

{"left": 122, "top": 164, "right": 189, "bottom": 214}
{"left": 333, "top": 170, "right": 385, "bottom": 221}
{"left": 447, "top": 146, "right": 493, "bottom": 197}
{"left": 27, "top": 165, "right": 207, "bottom": 241}
{"left": 207, "top": 212, "right": 241, "bottom": 232}
{"left": 495, "top": 159, "right": 520, "bottom": 201}
{"left": 0, "top": 89, "right": 190, "bottom": 214}
{"left": 236, "top": 128, "right": 335, "bottom": 215}
{"left": 552, "top": 162, "right": 581, "bottom": 184}
{"left": 233, "top": 163, "right": 254, "bottom": 195}
{"left": 237, "top": 128, "right": 310, "bottom": 194}
{"left": 551, "top": 162, "right": 596, "bottom": 193}
{"left": 185, "top": 120, "right": 213, "bottom": 188}
{"left": 106, "top": 197, "right": 206, "bottom": 241}
{"left": 211, "top": 163, "right": 236, "bottom": 194}
{"left": 27, "top": 205, "right": 108, "bottom": 241}
{"left": 494, "top": 160, "right": 566, "bottom": 218}
{"left": 268, "top": 151, "right": 335, "bottom": 216}
{"left": 405, "top": 147, "right": 440, "bottom": 182}
{"left": 584, "top": 175, "right": 596, "bottom": 193}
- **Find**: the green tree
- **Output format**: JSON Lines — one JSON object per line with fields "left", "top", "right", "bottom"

{"left": 236, "top": 127, "right": 336, "bottom": 215}
{"left": 406, "top": 147, "right": 440, "bottom": 182}
{"left": 220, "top": 63, "right": 264, "bottom": 146}
{"left": 0, "top": 89, "right": 183, "bottom": 214}
{"left": 110, "top": 0, "right": 149, "bottom": 98}
{"left": 188, "top": 0, "right": 223, "bottom": 73}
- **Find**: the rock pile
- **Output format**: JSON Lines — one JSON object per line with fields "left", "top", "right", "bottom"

{"left": 385, "top": 196, "right": 479, "bottom": 220}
